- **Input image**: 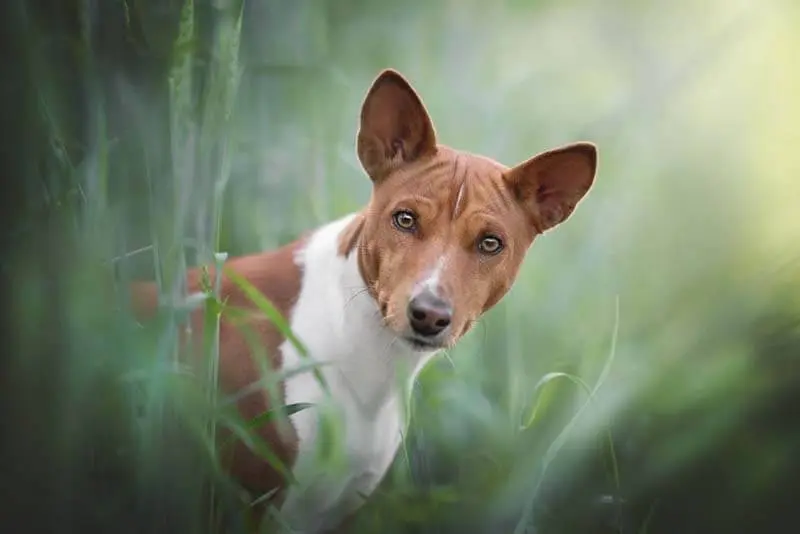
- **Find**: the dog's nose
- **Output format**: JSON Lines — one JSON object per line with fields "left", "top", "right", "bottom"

{"left": 407, "top": 291, "right": 452, "bottom": 337}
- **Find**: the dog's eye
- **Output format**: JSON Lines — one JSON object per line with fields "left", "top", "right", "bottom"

{"left": 392, "top": 210, "right": 417, "bottom": 232}
{"left": 477, "top": 235, "right": 504, "bottom": 255}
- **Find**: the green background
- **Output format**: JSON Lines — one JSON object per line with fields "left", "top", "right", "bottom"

{"left": 3, "top": 1, "right": 799, "bottom": 533}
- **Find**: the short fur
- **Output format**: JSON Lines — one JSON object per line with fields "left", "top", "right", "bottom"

{"left": 130, "top": 68, "right": 598, "bottom": 533}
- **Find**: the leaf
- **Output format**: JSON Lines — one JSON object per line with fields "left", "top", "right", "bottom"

{"left": 215, "top": 405, "right": 296, "bottom": 485}
{"left": 521, "top": 371, "right": 592, "bottom": 430}
{"left": 240, "top": 402, "right": 314, "bottom": 434}
{"left": 221, "top": 360, "right": 332, "bottom": 407}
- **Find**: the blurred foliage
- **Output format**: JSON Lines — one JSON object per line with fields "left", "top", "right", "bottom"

{"left": 1, "top": 0, "right": 799, "bottom": 533}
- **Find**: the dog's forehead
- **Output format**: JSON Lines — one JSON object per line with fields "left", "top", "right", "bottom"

{"left": 379, "top": 147, "right": 511, "bottom": 204}
{"left": 457, "top": 149, "right": 509, "bottom": 175}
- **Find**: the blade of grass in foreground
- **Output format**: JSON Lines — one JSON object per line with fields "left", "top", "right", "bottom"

{"left": 513, "top": 295, "right": 620, "bottom": 534}
{"left": 224, "top": 266, "right": 329, "bottom": 393}
{"left": 224, "top": 267, "right": 352, "bottom": 474}
{"left": 199, "top": 254, "right": 227, "bottom": 531}
{"left": 216, "top": 302, "right": 307, "bottom": 441}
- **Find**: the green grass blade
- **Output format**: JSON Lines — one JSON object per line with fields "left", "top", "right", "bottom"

{"left": 514, "top": 295, "right": 621, "bottom": 534}
{"left": 223, "top": 266, "right": 329, "bottom": 393}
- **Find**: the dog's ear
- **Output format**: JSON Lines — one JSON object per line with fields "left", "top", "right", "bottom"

{"left": 504, "top": 142, "right": 597, "bottom": 233}
{"left": 356, "top": 69, "right": 437, "bottom": 182}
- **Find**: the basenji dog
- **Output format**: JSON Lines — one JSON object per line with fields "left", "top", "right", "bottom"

{"left": 131, "top": 69, "right": 597, "bottom": 533}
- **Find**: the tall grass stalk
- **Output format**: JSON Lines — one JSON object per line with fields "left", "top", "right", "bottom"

{"left": 514, "top": 296, "right": 620, "bottom": 534}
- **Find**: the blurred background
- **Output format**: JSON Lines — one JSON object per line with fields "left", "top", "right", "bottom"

{"left": 2, "top": 0, "right": 799, "bottom": 533}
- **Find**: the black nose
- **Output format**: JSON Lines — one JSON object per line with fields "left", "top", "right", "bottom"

{"left": 407, "top": 291, "right": 453, "bottom": 337}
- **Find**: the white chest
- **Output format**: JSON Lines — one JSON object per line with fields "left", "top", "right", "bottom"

{"left": 279, "top": 362, "right": 405, "bottom": 533}
{"left": 276, "top": 214, "right": 435, "bottom": 533}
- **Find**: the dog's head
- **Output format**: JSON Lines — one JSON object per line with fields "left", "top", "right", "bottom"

{"left": 344, "top": 69, "right": 597, "bottom": 351}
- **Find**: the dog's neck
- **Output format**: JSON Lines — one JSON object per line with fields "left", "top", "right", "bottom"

{"left": 290, "top": 213, "right": 438, "bottom": 416}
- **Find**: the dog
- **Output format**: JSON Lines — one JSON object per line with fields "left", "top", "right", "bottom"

{"left": 130, "top": 68, "right": 598, "bottom": 533}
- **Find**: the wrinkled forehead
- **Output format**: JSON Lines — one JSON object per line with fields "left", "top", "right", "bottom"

{"left": 374, "top": 149, "right": 523, "bottom": 223}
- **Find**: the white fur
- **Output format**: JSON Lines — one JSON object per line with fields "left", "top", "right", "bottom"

{"left": 419, "top": 255, "right": 447, "bottom": 296}
{"left": 278, "top": 214, "right": 438, "bottom": 533}
{"left": 453, "top": 181, "right": 466, "bottom": 217}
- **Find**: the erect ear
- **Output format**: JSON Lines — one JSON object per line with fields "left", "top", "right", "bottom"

{"left": 504, "top": 142, "right": 598, "bottom": 233}
{"left": 356, "top": 69, "right": 437, "bottom": 182}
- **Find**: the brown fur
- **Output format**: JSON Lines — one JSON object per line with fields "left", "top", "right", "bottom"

{"left": 130, "top": 239, "right": 306, "bottom": 501}
{"left": 343, "top": 69, "right": 597, "bottom": 348}
{"left": 129, "top": 68, "right": 597, "bottom": 533}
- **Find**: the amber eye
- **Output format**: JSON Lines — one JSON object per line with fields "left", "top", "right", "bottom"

{"left": 478, "top": 235, "right": 504, "bottom": 255}
{"left": 392, "top": 210, "right": 417, "bottom": 232}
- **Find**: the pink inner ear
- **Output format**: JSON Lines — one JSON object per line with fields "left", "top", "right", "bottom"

{"left": 536, "top": 178, "right": 573, "bottom": 207}
{"left": 536, "top": 183, "right": 550, "bottom": 199}
{"left": 535, "top": 184, "right": 566, "bottom": 228}
{"left": 390, "top": 138, "right": 405, "bottom": 160}
{"left": 508, "top": 143, "right": 597, "bottom": 232}
{"left": 357, "top": 70, "right": 437, "bottom": 180}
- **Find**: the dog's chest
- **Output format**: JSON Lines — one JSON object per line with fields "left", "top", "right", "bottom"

{"left": 274, "top": 214, "right": 429, "bottom": 532}
{"left": 278, "top": 329, "right": 409, "bottom": 532}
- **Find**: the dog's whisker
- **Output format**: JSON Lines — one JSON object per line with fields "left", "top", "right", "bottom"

{"left": 380, "top": 336, "right": 401, "bottom": 364}
{"left": 478, "top": 318, "right": 488, "bottom": 350}
{"left": 343, "top": 287, "right": 371, "bottom": 311}
{"left": 381, "top": 310, "right": 401, "bottom": 328}
{"left": 441, "top": 348, "right": 456, "bottom": 369}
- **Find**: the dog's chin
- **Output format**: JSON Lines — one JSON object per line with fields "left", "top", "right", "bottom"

{"left": 401, "top": 335, "right": 445, "bottom": 352}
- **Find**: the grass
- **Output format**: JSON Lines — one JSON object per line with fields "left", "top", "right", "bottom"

{"left": 5, "top": 0, "right": 800, "bottom": 533}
